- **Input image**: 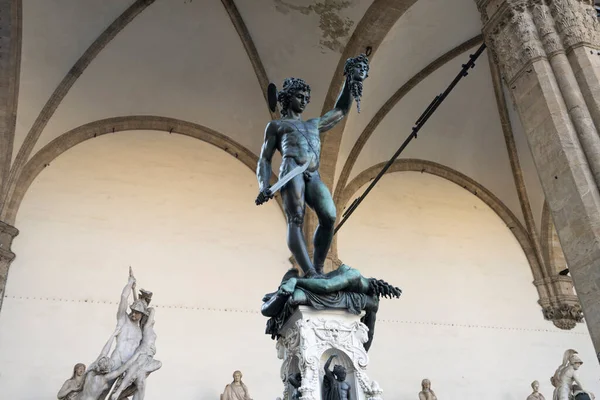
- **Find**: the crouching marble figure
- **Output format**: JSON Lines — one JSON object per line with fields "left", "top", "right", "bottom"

{"left": 57, "top": 268, "right": 161, "bottom": 400}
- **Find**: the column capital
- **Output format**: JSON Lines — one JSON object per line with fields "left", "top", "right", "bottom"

{"left": 547, "top": 0, "right": 600, "bottom": 50}
{"left": 476, "top": 0, "right": 600, "bottom": 83}
{"left": 541, "top": 301, "right": 584, "bottom": 330}
{"left": 478, "top": 0, "right": 546, "bottom": 83}
{"left": 535, "top": 275, "right": 584, "bottom": 329}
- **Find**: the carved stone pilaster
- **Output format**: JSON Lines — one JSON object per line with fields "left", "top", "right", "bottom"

{"left": 276, "top": 307, "right": 382, "bottom": 400}
{"left": 531, "top": 0, "right": 565, "bottom": 56}
{"left": 535, "top": 276, "right": 584, "bottom": 330}
{"left": 0, "top": 220, "right": 18, "bottom": 313}
{"left": 475, "top": 0, "right": 600, "bottom": 355}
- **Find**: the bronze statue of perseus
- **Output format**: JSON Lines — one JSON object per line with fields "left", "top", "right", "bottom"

{"left": 256, "top": 54, "right": 370, "bottom": 278}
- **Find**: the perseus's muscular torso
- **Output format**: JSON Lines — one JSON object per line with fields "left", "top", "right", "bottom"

{"left": 274, "top": 118, "right": 321, "bottom": 173}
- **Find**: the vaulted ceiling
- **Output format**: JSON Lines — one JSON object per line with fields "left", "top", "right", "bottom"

{"left": 4, "top": 0, "right": 547, "bottom": 240}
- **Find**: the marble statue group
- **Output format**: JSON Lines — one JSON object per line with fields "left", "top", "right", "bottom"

{"left": 518, "top": 349, "right": 596, "bottom": 400}
{"left": 57, "top": 268, "right": 161, "bottom": 400}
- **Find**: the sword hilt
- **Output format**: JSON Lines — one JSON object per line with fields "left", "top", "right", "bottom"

{"left": 255, "top": 188, "right": 273, "bottom": 206}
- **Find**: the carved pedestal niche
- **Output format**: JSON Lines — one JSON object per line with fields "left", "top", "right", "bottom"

{"left": 276, "top": 307, "right": 383, "bottom": 400}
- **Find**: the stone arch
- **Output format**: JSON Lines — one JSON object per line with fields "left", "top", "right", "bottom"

{"left": 339, "top": 158, "right": 543, "bottom": 281}
{"left": 2, "top": 115, "right": 281, "bottom": 224}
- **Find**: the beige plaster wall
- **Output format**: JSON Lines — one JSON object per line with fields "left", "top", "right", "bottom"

{"left": 0, "top": 132, "right": 597, "bottom": 400}
{"left": 337, "top": 173, "right": 600, "bottom": 399}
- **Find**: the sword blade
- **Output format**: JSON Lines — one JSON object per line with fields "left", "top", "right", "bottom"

{"left": 270, "top": 161, "right": 310, "bottom": 194}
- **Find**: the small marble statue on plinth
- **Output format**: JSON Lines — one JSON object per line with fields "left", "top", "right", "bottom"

{"left": 526, "top": 381, "right": 544, "bottom": 400}
{"left": 419, "top": 379, "right": 437, "bottom": 400}
{"left": 57, "top": 363, "right": 86, "bottom": 400}
{"left": 221, "top": 370, "right": 253, "bottom": 400}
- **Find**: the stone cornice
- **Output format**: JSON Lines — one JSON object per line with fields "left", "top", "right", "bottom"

{"left": 533, "top": 275, "right": 574, "bottom": 286}
{"left": 0, "top": 220, "right": 18, "bottom": 238}
{"left": 0, "top": 247, "right": 15, "bottom": 263}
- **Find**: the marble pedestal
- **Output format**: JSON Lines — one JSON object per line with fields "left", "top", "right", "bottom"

{"left": 276, "top": 306, "right": 383, "bottom": 400}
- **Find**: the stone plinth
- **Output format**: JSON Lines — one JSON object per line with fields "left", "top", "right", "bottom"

{"left": 276, "top": 306, "right": 383, "bottom": 400}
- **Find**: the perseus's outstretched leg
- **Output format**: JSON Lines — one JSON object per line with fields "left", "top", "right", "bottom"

{"left": 281, "top": 174, "right": 317, "bottom": 277}
{"left": 305, "top": 173, "right": 336, "bottom": 275}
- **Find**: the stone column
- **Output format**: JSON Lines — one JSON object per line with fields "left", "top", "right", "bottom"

{"left": 475, "top": 0, "right": 600, "bottom": 353}
{"left": 536, "top": 210, "right": 584, "bottom": 330}
{"left": 0, "top": 220, "right": 18, "bottom": 313}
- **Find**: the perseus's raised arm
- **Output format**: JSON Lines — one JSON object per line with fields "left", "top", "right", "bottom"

{"left": 256, "top": 122, "right": 278, "bottom": 192}
{"left": 318, "top": 77, "right": 352, "bottom": 133}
